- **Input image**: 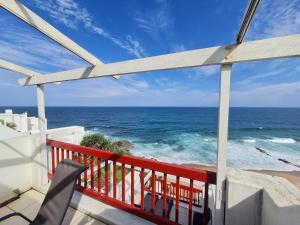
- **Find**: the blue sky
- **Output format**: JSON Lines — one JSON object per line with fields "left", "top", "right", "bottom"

{"left": 0, "top": 0, "right": 300, "bottom": 107}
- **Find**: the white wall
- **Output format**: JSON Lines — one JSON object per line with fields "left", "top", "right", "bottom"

{"left": 0, "top": 109, "right": 39, "bottom": 133}
{"left": 0, "top": 125, "right": 85, "bottom": 204}
{"left": 47, "top": 126, "right": 84, "bottom": 145}
{"left": 0, "top": 126, "right": 39, "bottom": 204}
{"left": 225, "top": 169, "right": 300, "bottom": 225}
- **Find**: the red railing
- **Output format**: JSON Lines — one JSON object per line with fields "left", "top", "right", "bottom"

{"left": 145, "top": 177, "right": 203, "bottom": 206}
{"left": 47, "top": 139, "right": 216, "bottom": 225}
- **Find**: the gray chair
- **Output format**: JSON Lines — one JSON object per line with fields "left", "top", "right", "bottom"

{"left": 0, "top": 159, "right": 88, "bottom": 225}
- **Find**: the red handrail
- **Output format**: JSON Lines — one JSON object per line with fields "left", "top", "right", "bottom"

{"left": 47, "top": 139, "right": 216, "bottom": 225}
{"left": 145, "top": 177, "right": 203, "bottom": 206}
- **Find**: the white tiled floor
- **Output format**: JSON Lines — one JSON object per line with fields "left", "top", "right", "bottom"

{"left": 0, "top": 190, "right": 106, "bottom": 225}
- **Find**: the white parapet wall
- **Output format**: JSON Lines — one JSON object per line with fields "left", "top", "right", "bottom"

{"left": 0, "top": 121, "right": 85, "bottom": 205}
{"left": 0, "top": 124, "right": 40, "bottom": 204}
{"left": 225, "top": 168, "right": 300, "bottom": 225}
{"left": 0, "top": 109, "right": 39, "bottom": 133}
{"left": 47, "top": 126, "right": 84, "bottom": 145}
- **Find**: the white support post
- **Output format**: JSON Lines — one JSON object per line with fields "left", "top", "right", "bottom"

{"left": 215, "top": 64, "right": 232, "bottom": 225}
{"left": 36, "top": 84, "right": 48, "bottom": 186}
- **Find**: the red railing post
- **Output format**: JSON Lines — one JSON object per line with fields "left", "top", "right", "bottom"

{"left": 90, "top": 156, "right": 94, "bottom": 190}
{"left": 151, "top": 170, "right": 155, "bottom": 214}
{"left": 203, "top": 182, "right": 209, "bottom": 225}
{"left": 56, "top": 147, "right": 60, "bottom": 167}
{"left": 163, "top": 173, "right": 167, "bottom": 218}
{"left": 97, "top": 158, "right": 101, "bottom": 193}
{"left": 77, "top": 153, "right": 81, "bottom": 186}
{"left": 84, "top": 155, "right": 88, "bottom": 188}
{"left": 113, "top": 161, "right": 117, "bottom": 198}
{"left": 131, "top": 166, "right": 135, "bottom": 205}
{"left": 61, "top": 148, "right": 64, "bottom": 161}
{"left": 175, "top": 176, "right": 180, "bottom": 223}
{"left": 51, "top": 146, "right": 55, "bottom": 174}
{"left": 105, "top": 160, "right": 109, "bottom": 195}
{"left": 188, "top": 179, "right": 194, "bottom": 225}
{"left": 122, "top": 164, "right": 125, "bottom": 202}
{"left": 140, "top": 168, "right": 145, "bottom": 210}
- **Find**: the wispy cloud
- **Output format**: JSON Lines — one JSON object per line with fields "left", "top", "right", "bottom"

{"left": 31, "top": 0, "right": 146, "bottom": 58}
{"left": 134, "top": 0, "right": 174, "bottom": 47}
{"left": 0, "top": 15, "right": 87, "bottom": 72}
{"left": 134, "top": 0, "right": 173, "bottom": 42}
{"left": 247, "top": 0, "right": 300, "bottom": 39}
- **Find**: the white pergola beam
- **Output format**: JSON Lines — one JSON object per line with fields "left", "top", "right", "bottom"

{"left": 19, "top": 34, "right": 300, "bottom": 86}
{"left": 0, "top": 59, "right": 41, "bottom": 77}
{"left": 215, "top": 64, "right": 232, "bottom": 225}
{"left": 0, "top": 0, "right": 102, "bottom": 66}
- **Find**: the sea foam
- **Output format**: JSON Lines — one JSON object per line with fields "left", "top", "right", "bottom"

{"left": 268, "top": 138, "right": 296, "bottom": 144}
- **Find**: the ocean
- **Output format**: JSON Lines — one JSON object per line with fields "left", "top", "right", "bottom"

{"left": 3, "top": 107, "right": 300, "bottom": 171}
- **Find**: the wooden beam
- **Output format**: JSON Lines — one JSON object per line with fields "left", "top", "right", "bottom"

{"left": 0, "top": 0, "right": 102, "bottom": 66}
{"left": 19, "top": 34, "right": 300, "bottom": 86}
{"left": 0, "top": 59, "right": 41, "bottom": 77}
{"left": 215, "top": 64, "right": 231, "bottom": 225}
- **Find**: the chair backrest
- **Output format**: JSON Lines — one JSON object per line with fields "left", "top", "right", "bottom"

{"left": 31, "top": 159, "right": 88, "bottom": 225}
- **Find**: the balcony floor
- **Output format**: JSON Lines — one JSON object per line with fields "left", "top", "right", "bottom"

{"left": 0, "top": 189, "right": 107, "bottom": 225}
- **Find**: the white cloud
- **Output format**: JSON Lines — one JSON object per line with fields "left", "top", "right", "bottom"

{"left": 247, "top": 0, "right": 300, "bottom": 39}
{"left": 122, "top": 76, "right": 149, "bottom": 89}
{"left": 31, "top": 0, "right": 146, "bottom": 58}
{"left": 134, "top": 0, "right": 173, "bottom": 42}
{"left": 0, "top": 17, "right": 87, "bottom": 72}
{"left": 231, "top": 81, "right": 300, "bottom": 107}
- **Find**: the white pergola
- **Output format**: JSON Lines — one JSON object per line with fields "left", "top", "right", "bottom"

{"left": 1, "top": 0, "right": 300, "bottom": 225}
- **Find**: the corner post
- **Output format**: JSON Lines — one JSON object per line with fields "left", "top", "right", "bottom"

{"left": 37, "top": 84, "right": 48, "bottom": 186}
{"left": 215, "top": 64, "right": 232, "bottom": 225}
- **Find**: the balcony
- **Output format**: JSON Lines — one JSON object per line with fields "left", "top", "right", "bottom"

{"left": 1, "top": 124, "right": 300, "bottom": 225}
{"left": 47, "top": 139, "right": 216, "bottom": 225}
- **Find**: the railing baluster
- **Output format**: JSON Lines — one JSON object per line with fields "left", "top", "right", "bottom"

{"left": 105, "top": 160, "right": 109, "bottom": 195}
{"left": 67, "top": 150, "right": 70, "bottom": 159}
{"left": 97, "top": 158, "right": 101, "bottom": 193}
{"left": 122, "top": 163, "right": 125, "bottom": 202}
{"left": 84, "top": 155, "right": 88, "bottom": 188}
{"left": 51, "top": 146, "right": 55, "bottom": 174}
{"left": 203, "top": 182, "right": 209, "bottom": 225}
{"left": 113, "top": 161, "right": 117, "bottom": 198}
{"left": 175, "top": 176, "right": 180, "bottom": 223}
{"left": 72, "top": 151, "right": 75, "bottom": 161}
{"left": 140, "top": 168, "right": 145, "bottom": 210}
{"left": 61, "top": 148, "right": 64, "bottom": 160}
{"left": 56, "top": 147, "right": 59, "bottom": 167}
{"left": 90, "top": 156, "right": 94, "bottom": 190}
{"left": 131, "top": 165, "right": 134, "bottom": 205}
{"left": 188, "top": 179, "right": 194, "bottom": 225}
{"left": 151, "top": 170, "right": 155, "bottom": 214}
{"left": 163, "top": 173, "right": 167, "bottom": 218}
{"left": 77, "top": 153, "right": 81, "bottom": 186}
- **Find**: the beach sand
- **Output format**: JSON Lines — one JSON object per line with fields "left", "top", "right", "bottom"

{"left": 183, "top": 164, "right": 300, "bottom": 189}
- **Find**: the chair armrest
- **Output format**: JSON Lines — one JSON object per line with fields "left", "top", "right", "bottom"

{"left": 0, "top": 212, "right": 33, "bottom": 223}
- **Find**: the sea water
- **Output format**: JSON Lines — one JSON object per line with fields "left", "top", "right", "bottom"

{"left": 4, "top": 107, "right": 300, "bottom": 171}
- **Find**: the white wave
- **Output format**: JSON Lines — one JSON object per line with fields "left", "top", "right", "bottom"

{"left": 243, "top": 139, "right": 256, "bottom": 143}
{"left": 268, "top": 138, "right": 296, "bottom": 144}
{"left": 130, "top": 133, "right": 300, "bottom": 171}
